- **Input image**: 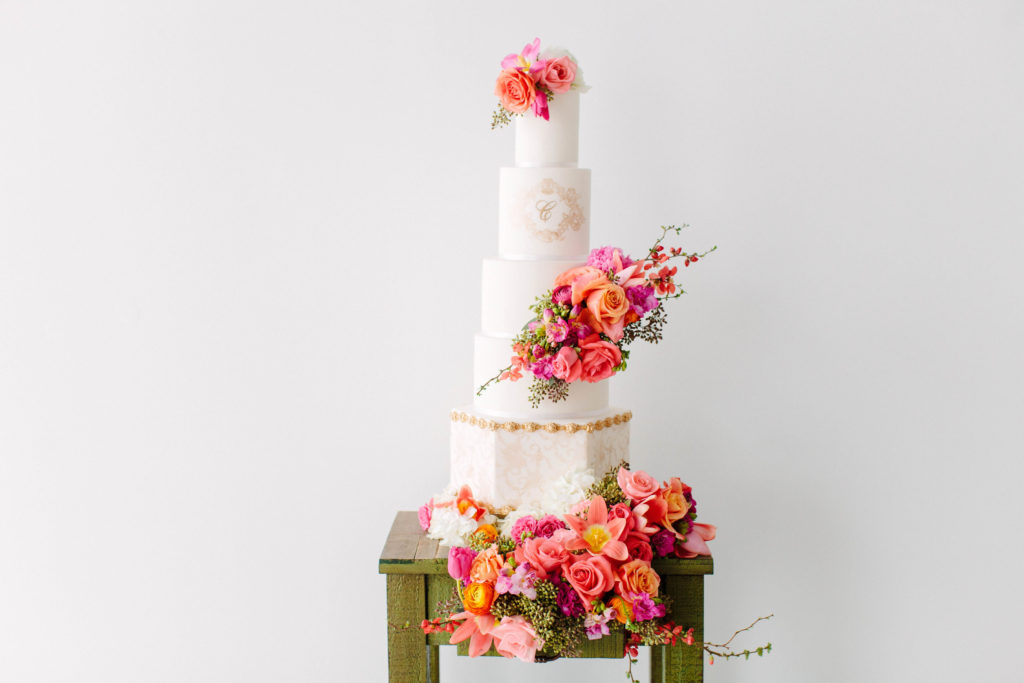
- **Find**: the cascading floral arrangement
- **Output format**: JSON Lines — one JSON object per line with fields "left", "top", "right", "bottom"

{"left": 478, "top": 225, "right": 716, "bottom": 406}
{"left": 492, "top": 37, "right": 589, "bottom": 129}
{"left": 415, "top": 465, "right": 770, "bottom": 677}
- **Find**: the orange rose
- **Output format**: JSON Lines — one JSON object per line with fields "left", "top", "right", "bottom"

{"left": 469, "top": 545, "right": 504, "bottom": 584}
{"left": 662, "top": 477, "right": 691, "bottom": 525}
{"left": 494, "top": 68, "right": 535, "bottom": 114}
{"left": 608, "top": 596, "right": 633, "bottom": 624}
{"left": 463, "top": 582, "right": 495, "bottom": 616}
{"left": 615, "top": 559, "right": 661, "bottom": 598}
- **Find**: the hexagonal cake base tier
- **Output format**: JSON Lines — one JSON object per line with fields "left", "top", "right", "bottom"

{"left": 449, "top": 407, "right": 631, "bottom": 509}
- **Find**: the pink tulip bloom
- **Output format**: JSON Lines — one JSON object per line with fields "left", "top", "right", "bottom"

{"left": 563, "top": 496, "right": 629, "bottom": 561}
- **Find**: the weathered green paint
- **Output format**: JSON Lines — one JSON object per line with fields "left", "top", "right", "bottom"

{"left": 380, "top": 511, "right": 711, "bottom": 681}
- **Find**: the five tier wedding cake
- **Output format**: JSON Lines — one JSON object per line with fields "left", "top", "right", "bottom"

{"left": 449, "top": 89, "right": 631, "bottom": 510}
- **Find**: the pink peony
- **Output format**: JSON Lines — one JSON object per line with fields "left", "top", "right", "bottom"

{"left": 514, "top": 537, "right": 569, "bottom": 581}
{"left": 491, "top": 615, "right": 544, "bottom": 662}
{"left": 617, "top": 467, "right": 661, "bottom": 504}
{"left": 447, "top": 546, "right": 477, "bottom": 584}
{"left": 537, "top": 56, "right": 577, "bottom": 93}
{"left": 562, "top": 553, "right": 616, "bottom": 610}
{"left": 494, "top": 68, "right": 536, "bottom": 114}
{"left": 551, "top": 347, "right": 582, "bottom": 382}
{"left": 578, "top": 334, "right": 622, "bottom": 383}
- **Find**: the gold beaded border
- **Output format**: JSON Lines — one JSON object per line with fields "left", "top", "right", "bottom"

{"left": 450, "top": 410, "right": 632, "bottom": 435}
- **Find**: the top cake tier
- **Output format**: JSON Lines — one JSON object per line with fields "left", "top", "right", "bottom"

{"left": 515, "top": 91, "right": 579, "bottom": 167}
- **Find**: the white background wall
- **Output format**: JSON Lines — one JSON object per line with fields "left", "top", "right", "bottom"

{"left": 2, "top": 1, "right": 1022, "bottom": 681}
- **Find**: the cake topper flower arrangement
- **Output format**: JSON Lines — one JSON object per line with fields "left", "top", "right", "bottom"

{"left": 478, "top": 225, "right": 716, "bottom": 406}
{"left": 491, "top": 37, "right": 589, "bottom": 129}
{"left": 413, "top": 464, "right": 772, "bottom": 678}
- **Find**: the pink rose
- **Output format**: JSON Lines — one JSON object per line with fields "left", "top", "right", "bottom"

{"left": 537, "top": 56, "right": 577, "bottom": 94}
{"left": 494, "top": 68, "right": 536, "bottom": 114}
{"left": 624, "top": 532, "right": 654, "bottom": 563}
{"left": 491, "top": 615, "right": 544, "bottom": 662}
{"left": 562, "top": 554, "right": 615, "bottom": 610}
{"left": 417, "top": 502, "right": 432, "bottom": 531}
{"left": 617, "top": 467, "right": 661, "bottom": 504}
{"left": 535, "top": 514, "right": 567, "bottom": 538}
{"left": 448, "top": 546, "right": 477, "bottom": 584}
{"left": 551, "top": 347, "right": 582, "bottom": 382}
{"left": 549, "top": 527, "right": 576, "bottom": 546}
{"left": 578, "top": 334, "right": 622, "bottom": 383}
{"left": 608, "top": 503, "right": 635, "bottom": 537}
{"left": 514, "top": 537, "right": 569, "bottom": 580}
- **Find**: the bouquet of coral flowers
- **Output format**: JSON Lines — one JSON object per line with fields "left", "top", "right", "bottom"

{"left": 492, "top": 37, "right": 589, "bottom": 129}
{"left": 478, "top": 225, "right": 716, "bottom": 407}
{"left": 420, "top": 465, "right": 717, "bottom": 663}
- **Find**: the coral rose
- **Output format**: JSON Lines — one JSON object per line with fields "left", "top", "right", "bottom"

{"left": 463, "top": 582, "right": 496, "bottom": 616}
{"left": 494, "top": 68, "right": 536, "bottom": 114}
{"left": 582, "top": 281, "right": 629, "bottom": 341}
{"left": 562, "top": 554, "right": 615, "bottom": 610}
{"left": 617, "top": 467, "right": 661, "bottom": 504}
{"left": 537, "top": 56, "right": 577, "bottom": 94}
{"left": 578, "top": 334, "right": 622, "bottom": 383}
{"left": 469, "top": 546, "right": 504, "bottom": 584}
{"left": 662, "top": 477, "right": 692, "bottom": 525}
{"left": 514, "top": 537, "right": 569, "bottom": 580}
{"left": 551, "top": 347, "right": 582, "bottom": 382}
{"left": 491, "top": 615, "right": 544, "bottom": 662}
{"left": 615, "top": 559, "right": 661, "bottom": 598}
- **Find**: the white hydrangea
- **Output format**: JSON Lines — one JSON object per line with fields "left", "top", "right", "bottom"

{"left": 426, "top": 506, "right": 479, "bottom": 547}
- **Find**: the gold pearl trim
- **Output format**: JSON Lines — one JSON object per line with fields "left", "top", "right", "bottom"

{"left": 450, "top": 410, "right": 632, "bottom": 434}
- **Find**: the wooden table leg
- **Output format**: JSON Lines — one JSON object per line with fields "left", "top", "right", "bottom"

{"left": 662, "top": 574, "right": 705, "bottom": 682}
{"left": 427, "top": 644, "right": 440, "bottom": 683}
{"left": 386, "top": 574, "right": 428, "bottom": 683}
{"left": 651, "top": 645, "right": 665, "bottom": 682}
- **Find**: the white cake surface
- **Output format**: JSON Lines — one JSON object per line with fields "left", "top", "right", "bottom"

{"left": 498, "top": 166, "right": 591, "bottom": 259}
{"left": 449, "top": 406, "right": 630, "bottom": 509}
{"left": 515, "top": 91, "right": 579, "bottom": 167}
{"left": 449, "top": 79, "right": 630, "bottom": 507}
{"left": 480, "top": 257, "right": 580, "bottom": 336}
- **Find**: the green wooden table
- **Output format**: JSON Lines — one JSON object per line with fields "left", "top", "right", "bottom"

{"left": 380, "top": 511, "right": 713, "bottom": 682}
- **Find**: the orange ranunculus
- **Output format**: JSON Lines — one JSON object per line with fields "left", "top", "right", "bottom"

{"left": 608, "top": 596, "right": 633, "bottom": 624}
{"left": 463, "top": 582, "right": 496, "bottom": 616}
{"left": 475, "top": 524, "right": 498, "bottom": 543}
{"left": 469, "top": 545, "right": 504, "bottom": 584}
{"left": 662, "top": 477, "right": 692, "bottom": 526}
{"left": 494, "top": 68, "right": 535, "bottom": 114}
{"left": 615, "top": 559, "right": 661, "bottom": 598}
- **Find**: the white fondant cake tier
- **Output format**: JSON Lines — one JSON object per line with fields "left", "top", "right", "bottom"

{"left": 473, "top": 333, "right": 609, "bottom": 418}
{"left": 480, "top": 257, "right": 580, "bottom": 336}
{"left": 498, "top": 166, "right": 591, "bottom": 259}
{"left": 449, "top": 406, "right": 631, "bottom": 509}
{"left": 515, "top": 91, "right": 579, "bottom": 167}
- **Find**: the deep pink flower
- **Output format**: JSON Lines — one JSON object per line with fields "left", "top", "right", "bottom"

{"left": 447, "top": 546, "right": 477, "bottom": 584}
{"left": 510, "top": 516, "right": 538, "bottom": 544}
{"left": 624, "top": 532, "right": 654, "bottom": 563}
{"left": 535, "top": 514, "right": 566, "bottom": 538}
{"left": 417, "top": 502, "right": 432, "bottom": 531}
